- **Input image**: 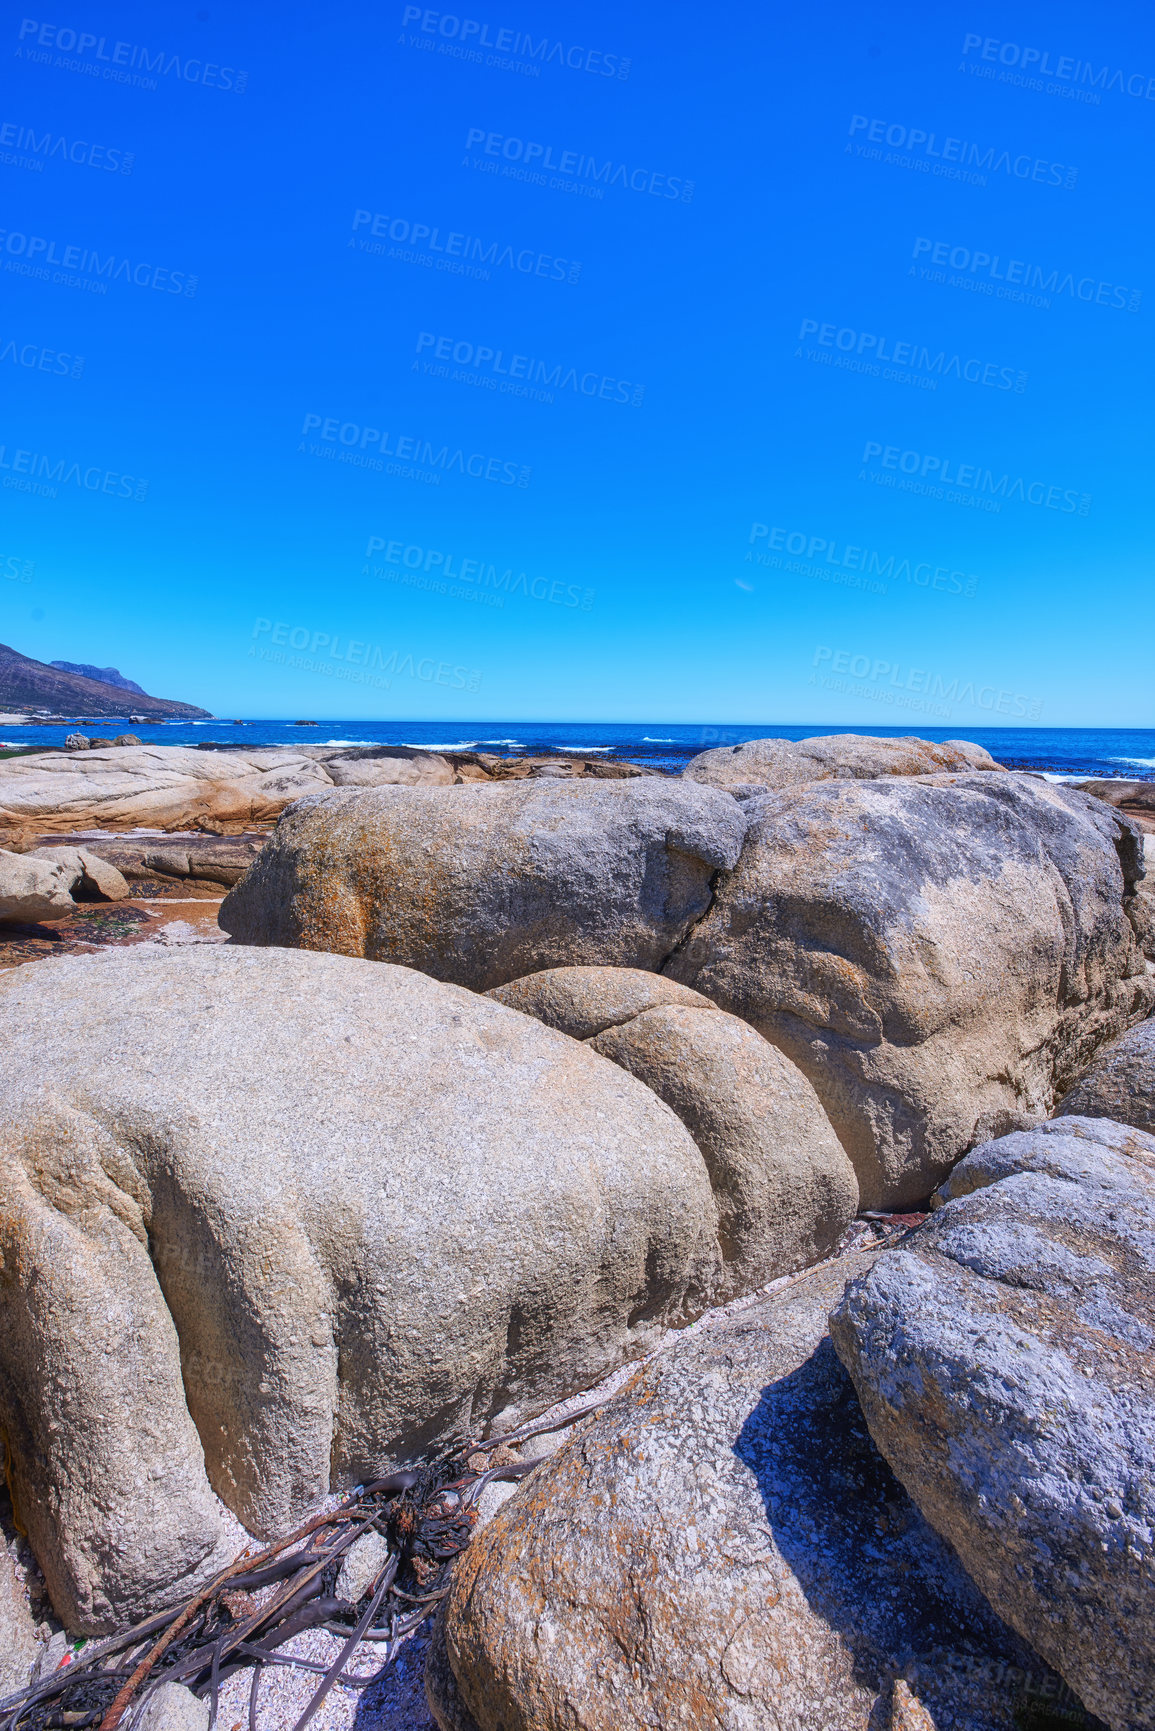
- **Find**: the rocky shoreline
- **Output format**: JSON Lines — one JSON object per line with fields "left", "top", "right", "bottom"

{"left": 1, "top": 731, "right": 1152, "bottom": 1730}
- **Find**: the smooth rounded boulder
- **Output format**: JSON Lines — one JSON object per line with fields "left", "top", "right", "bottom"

{"left": 682, "top": 731, "right": 1003, "bottom": 790}
{"left": 0, "top": 945, "right": 722, "bottom": 1633}
{"left": 219, "top": 778, "right": 748, "bottom": 990}
{"left": 487, "top": 963, "right": 715, "bottom": 1040}
{"left": 489, "top": 966, "right": 859, "bottom": 1295}
{"left": 667, "top": 772, "right": 1155, "bottom": 1207}
{"left": 831, "top": 1117, "right": 1155, "bottom": 1731}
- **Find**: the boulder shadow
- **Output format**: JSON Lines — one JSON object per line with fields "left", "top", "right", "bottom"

{"left": 734, "top": 1339, "right": 1103, "bottom": 1731}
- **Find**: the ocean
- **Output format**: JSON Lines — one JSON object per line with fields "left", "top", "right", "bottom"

{"left": 2, "top": 719, "right": 1154, "bottom": 781}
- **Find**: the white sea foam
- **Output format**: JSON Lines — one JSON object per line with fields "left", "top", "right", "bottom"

{"left": 1110, "top": 756, "right": 1155, "bottom": 769}
{"left": 403, "top": 740, "right": 480, "bottom": 750}
{"left": 642, "top": 737, "right": 677, "bottom": 742}
{"left": 321, "top": 738, "right": 374, "bottom": 745}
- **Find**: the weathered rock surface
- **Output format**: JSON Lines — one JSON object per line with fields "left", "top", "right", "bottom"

{"left": 0, "top": 848, "right": 75, "bottom": 923}
{"left": 0, "top": 744, "right": 650, "bottom": 836}
{"left": 487, "top": 964, "right": 715, "bottom": 1040}
{"left": 1076, "top": 779, "right": 1155, "bottom": 814}
{"left": 1055, "top": 1017, "right": 1155, "bottom": 1135}
{"left": 683, "top": 732, "right": 1002, "bottom": 790}
{"left": 831, "top": 1118, "right": 1155, "bottom": 1731}
{"left": 667, "top": 772, "right": 1155, "bottom": 1208}
{"left": 0, "top": 945, "right": 724, "bottom": 1633}
{"left": 29, "top": 845, "right": 130, "bottom": 900}
{"left": 0, "top": 746, "right": 340, "bottom": 833}
{"left": 429, "top": 1252, "right": 1083, "bottom": 1731}
{"left": 0, "top": 1544, "right": 39, "bottom": 1695}
{"left": 134, "top": 1681, "right": 210, "bottom": 1731}
{"left": 220, "top": 779, "right": 747, "bottom": 990}
{"left": 336, "top": 1531, "right": 393, "bottom": 1606}
{"left": 29, "top": 831, "right": 270, "bottom": 888}
{"left": 590, "top": 1004, "right": 858, "bottom": 1295}
{"left": 931, "top": 1114, "right": 1155, "bottom": 1205}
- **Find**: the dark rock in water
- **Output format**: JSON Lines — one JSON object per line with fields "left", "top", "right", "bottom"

{"left": 832, "top": 1117, "right": 1155, "bottom": 1731}
{"left": 666, "top": 772, "right": 1155, "bottom": 1209}
{"left": 1056, "top": 1018, "right": 1155, "bottom": 1135}
{"left": 429, "top": 1251, "right": 1091, "bottom": 1731}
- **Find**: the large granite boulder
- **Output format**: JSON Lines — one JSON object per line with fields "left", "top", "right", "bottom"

{"left": 683, "top": 731, "right": 1002, "bottom": 790}
{"left": 489, "top": 966, "right": 858, "bottom": 1295}
{"left": 0, "top": 847, "right": 75, "bottom": 923}
{"left": 0, "top": 945, "right": 724, "bottom": 1633}
{"left": 667, "top": 773, "right": 1155, "bottom": 1208}
{"left": 219, "top": 779, "right": 747, "bottom": 990}
{"left": 428, "top": 1252, "right": 1083, "bottom": 1731}
{"left": 831, "top": 1117, "right": 1155, "bottom": 1731}
{"left": 1056, "top": 1018, "right": 1155, "bottom": 1135}
{"left": 0, "top": 744, "right": 455, "bottom": 834}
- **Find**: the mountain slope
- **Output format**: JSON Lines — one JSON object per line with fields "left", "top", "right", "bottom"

{"left": 0, "top": 643, "right": 211, "bottom": 719}
{"left": 50, "top": 661, "right": 148, "bottom": 695}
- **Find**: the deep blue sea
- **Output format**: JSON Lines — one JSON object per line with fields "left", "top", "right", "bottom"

{"left": 2, "top": 719, "right": 1154, "bottom": 781}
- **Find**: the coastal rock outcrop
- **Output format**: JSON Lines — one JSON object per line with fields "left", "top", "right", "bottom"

{"left": 667, "top": 772, "right": 1155, "bottom": 1207}
{"left": 0, "top": 745, "right": 458, "bottom": 834}
{"left": 830, "top": 1117, "right": 1155, "bottom": 1731}
{"left": 489, "top": 966, "right": 857, "bottom": 1294}
{"left": 219, "top": 779, "right": 747, "bottom": 989}
{"left": 0, "top": 848, "right": 75, "bottom": 923}
{"left": 29, "top": 845, "right": 130, "bottom": 900}
{"left": 428, "top": 1252, "right": 1081, "bottom": 1731}
{"left": 0, "top": 945, "right": 723, "bottom": 1633}
{"left": 682, "top": 731, "right": 1003, "bottom": 790}
{"left": 1054, "top": 1016, "right": 1155, "bottom": 1135}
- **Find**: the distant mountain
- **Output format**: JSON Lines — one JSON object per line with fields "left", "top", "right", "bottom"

{"left": 50, "top": 661, "right": 147, "bottom": 696}
{"left": 0, "top": 642, "right": 211, "bottom": 719}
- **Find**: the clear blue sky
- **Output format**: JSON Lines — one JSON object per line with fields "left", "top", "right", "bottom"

{"left": 1, "top": 0, "right": 1152, "bottom": 723}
